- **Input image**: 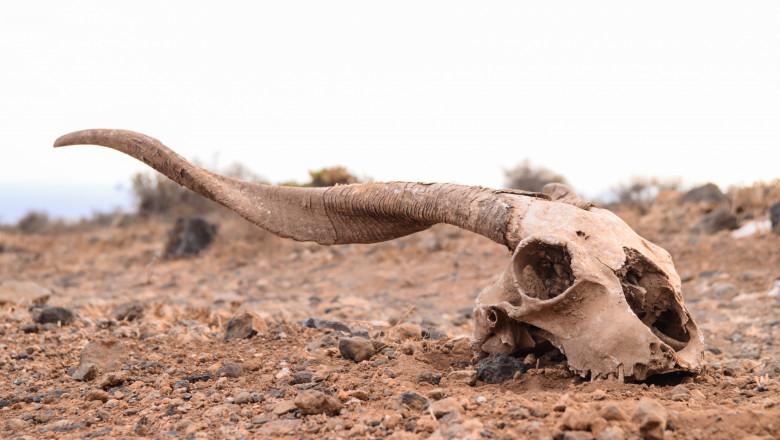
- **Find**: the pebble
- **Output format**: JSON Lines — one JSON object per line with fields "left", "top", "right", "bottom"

{"left": 233, "top": 391, "right": 253, "bottom": 405}
{"left": 224, "top": 311, "right": 267, "bottom": 340}
{"left": 6, "top": 418, "right": 27, "bottom": 431}
{"left": 396, "top": 391, "right": 429, "bottom": 411}
{"left": 391, "top": 322, "right": 422, "bottom": 341}
{"left": 275, "top": 367, "right": 290, "bottom": 380}
{"left": 291, "top": 370, "right": 313, "bottom": 384}
{"left": 98, "top": 371, "right": 130, "bottom": 389}
{"left": 670, "top": 385, "right": 691, "bottom": 402}
{"left": 596, "top": 426, "right": 626, "bottom": 440}
{"left": 85, "top": 389, "right": 110, "bottom": 402}
{"left": 111, "top": 301, "right": 144, "bottom": 322}
{"left": 294, "top": 390, "right": 342, "bottom": 416}
{"left": 599, "top": 403, "right": 627, "bottom": 421}
{"left": 32, "top": 306, "right": 74, "bottom": 325}
{"left": 399, "top": 342, "right": 415, "bottom": 355}
{"left": 272, "top": 400, "right": 298, "bottom": 415}
{"left": 422, "top": 327, "right": 448, "bottom": 341}
{"left": 428, "top": 397, "right": 463, "bottom": 419}
{"left": 215, "top": 362, "right": 243, "bottom": 378}
{"left": 447, "top": 370, "right": 477, "bottom": 386}
{"left": 475, "top": 353, "right": 526, "bottom": 384}
{"left": 301, "top": 317, "right": 351, "bottom": 333}
{"left": 416, "top": 370, "right": 442, "bottom": 385}
{"left": 71, "top": 363, "right": 100, "bottom": 381}
{"left": 426, "top": 388, "right": 444, "bottom": 400}
{"left": 633, "top": 397, "right": 667, "bottom": 440}
{"left": 79, "top": 339, "right": 125, "bottom": 371}
{"left": 338, "top": 337, "right": 374, "bottom": 362}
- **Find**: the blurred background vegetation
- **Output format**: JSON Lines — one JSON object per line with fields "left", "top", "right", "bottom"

{"left": 4, "top": 159, "right": 780, "bottom": 236}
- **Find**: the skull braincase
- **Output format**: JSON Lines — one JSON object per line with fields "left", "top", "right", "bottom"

{"left": 472, "top": 201, "right": 704, "bottom": 380}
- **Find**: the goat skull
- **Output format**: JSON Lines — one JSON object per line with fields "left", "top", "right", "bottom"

{"left": 54, "top": 129, "right": 704, "bottom": 380}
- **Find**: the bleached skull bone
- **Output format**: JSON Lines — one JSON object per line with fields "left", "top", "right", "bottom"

{"left": 53, "top": 129, "right": 704, "bottom": 380}
{"left": 472, "top": 195, "right": 704, "bottom": 380}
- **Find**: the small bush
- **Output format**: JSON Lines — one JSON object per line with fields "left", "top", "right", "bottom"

{"left": 15, "top": 211, "right": 66, "bottom": 235}
{"left": 503, "top": 160, "right": 568, "bottom": 193}
{"left": 610, "top": 176, "right": 681, "bottom": 213}
{"left": 308, "top": 166, "right": 360, "bottom": 187}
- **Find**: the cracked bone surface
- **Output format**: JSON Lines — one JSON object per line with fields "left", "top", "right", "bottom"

{"left": 54, "top": 129, "right": 704, "bottom": 380}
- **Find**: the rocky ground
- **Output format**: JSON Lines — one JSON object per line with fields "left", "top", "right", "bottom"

{"left": 1, "top": 198, "right": 780, "bottom": 439}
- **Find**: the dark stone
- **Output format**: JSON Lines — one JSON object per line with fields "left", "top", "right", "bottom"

{"left": 182, "top": 374, "right": 213, "bottom": 383}
{"left": 291, "top": 371, "right": 314, "bottom": 384}
{"left": 396, "top": 391, "right": 429, "bottom": 411}
{"left": 163, "top": 217, "right": 217, "bottom": 258}
{"left": 770, "top": 201, "right": 780, "bottom": 231}
{"left": 692, "top": 208, "right": 738, "bottom": 234}
{"left": 422, "top": 328, "right": 448, "bottom": 341}
{"left": 416, "top": 370, "right": 442, "bottom": 385}
{"left": 679, "top": 183, "right": 728, "bottom": 205}
{"left": 476, "top": 353, "right": 526, "bottom": 384}
{"left": 215, "top": 362, "right": 242, "bottom": 378}
{"left": 32, "top": 306, "right": 74, "bottom": 325}
{"left": 111, "top": 302, "right": 144, "bottom": 322}
{"left": 338, "top": 337, "right": 374, "bottom": 362}
{"left": 172, "top": 380, "right": 190, "bottom": 391}
{"left": 20, "top": 323, "right": 39, "bottom": 333}
{"left": 301, "top": 317, "right": 351, "bottom": 333}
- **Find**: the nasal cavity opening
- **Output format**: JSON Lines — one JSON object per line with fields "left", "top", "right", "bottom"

{"left": 514, "top": 240, "right": 575, "bottom": 300}
{"left": 616, "top": 248, "right": 691, "bottom": 350}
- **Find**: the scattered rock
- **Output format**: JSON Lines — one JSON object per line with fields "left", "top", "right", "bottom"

{"left": 294, "top": 390, "right": 342, "bottom": 416}
{"left": 597, "top": 426, "right": 626, "bottom": 440}
{"left": 426, "top": 388, "right": 444, "bottom": 401}
{"left": 224, "top": 311, "right": 268, "bottom": 341}
{"left": 111, "top": 301, "right": 144, "bottom": 322}
{"left": 98, "top": 371, "right": 129, "bottom": 389}
{"left": 71, "top": 363, "right": 100, "bottom": 382}
{"left": 422, "top": 327, "right": 448, "bottom": 341}
{"left": 428, "top": 397, "right": 463, "bottom": 419}
{"left": 85, "top": 389, "right": 109, "bottom": 402}
{"left": 291, "top": 370, "right": 314, "bottom": 384}
{"left": 301, "top": 317, "right": 351, "bottom": 333}
{"left": 416, "top": 370, "right": 442, "bottom": 385}
{"left": 475, "top": 353, "right": 526, "bottom": 384}
{"left": 32, "top": 306, "right": 74, "bottom": 325}
{"left": 79, "top": 339, "right": 125, "bottom": 371}
{"left": 396, "top": 391, "right": 429, "bottom": 411}
{"left": 447, "top": 370, "right": 477, "bottom": 386}
{"left": 670, "top": 385, "right": 691, "bottom": 402}
{"left": 633, "top": 397, "right": 667, "bottom": 440}
{"left": 273, "top": 400, "right": 298, "bottom": 416}
{"left": 215, "top": 362, "right": 242, "bottom": 378}
{"left": 20, "top": 323, "right": 39, "bottom": 333}
{"left": 164, "top": 217, "right": 217, "bottom": 258}
{"left": 338, "top": 336, "right": 374, "bottom": 362}
{"left": 391, "top": 322, "right": 422, "bottom": 341}
{"left": 692, "top": 208, "right": 738, "bottom": 234}
{"left": 233, "top": 391, "right": 253, "bottom": 405}
{"left": 0, "top": 281, "right": 53, "bottom": 306}
{"left": 599, "top": 403, "right": 627, "bottom": 421}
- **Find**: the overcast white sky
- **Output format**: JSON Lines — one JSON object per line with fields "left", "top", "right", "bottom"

{"left": 1, "top": 2, "right": 778, "bottom": 222}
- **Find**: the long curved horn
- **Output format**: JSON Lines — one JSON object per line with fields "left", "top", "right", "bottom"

{"left": 54, "top": 129, "right": 548, "bottom": 249}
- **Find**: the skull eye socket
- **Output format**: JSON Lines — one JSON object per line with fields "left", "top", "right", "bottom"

{"left": 617, "top": 248, "right": 691, "bottom": 350}
{"left": 513, "top": 239, "right": 575, "bottom": 300}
